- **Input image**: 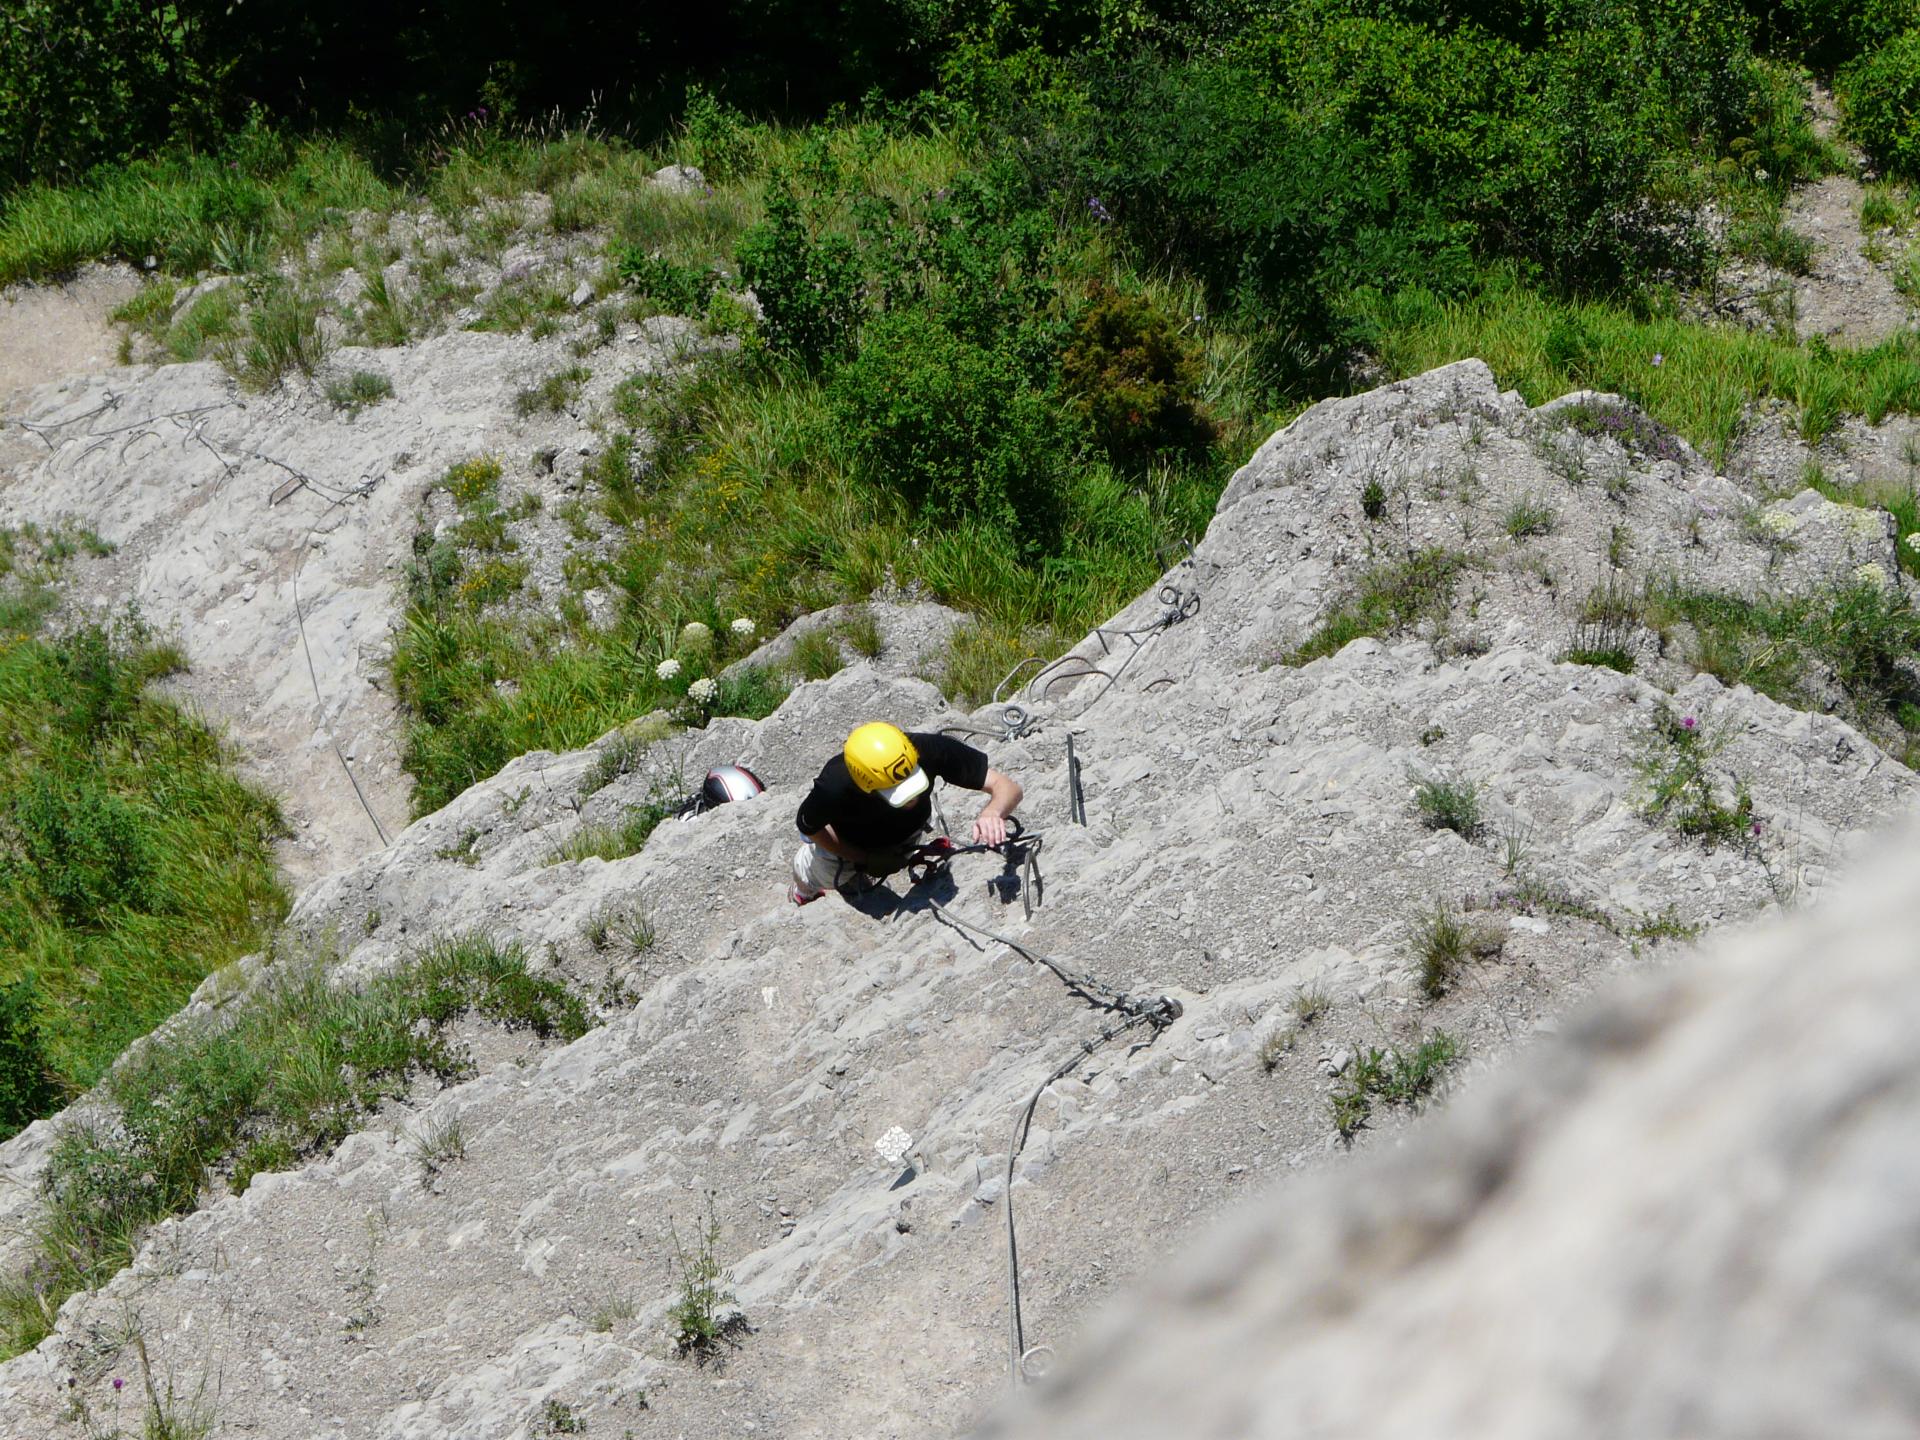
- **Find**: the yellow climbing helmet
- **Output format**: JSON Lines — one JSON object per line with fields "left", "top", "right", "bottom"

{"left": 844, "top": 722, "right": 929, "bottom": 807}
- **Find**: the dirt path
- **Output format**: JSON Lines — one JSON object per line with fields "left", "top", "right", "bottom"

{"left": 0, "top": 265, "right": 142, "bottom": 414}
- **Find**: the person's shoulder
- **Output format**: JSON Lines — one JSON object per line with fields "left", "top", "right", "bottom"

{"left": 911, "top": 730, "right": 989, "bottom": 782}
{"left": 810, "top": 753, "right": 853, "bottom": 790}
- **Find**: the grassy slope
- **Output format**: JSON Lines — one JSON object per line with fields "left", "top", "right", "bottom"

{"left": 0, "top": 532, "right": 287, "bottom": 1122}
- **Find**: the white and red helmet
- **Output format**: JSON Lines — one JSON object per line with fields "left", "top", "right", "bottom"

{"left": 698, "top": 764, "right": 765, "bottom": 809}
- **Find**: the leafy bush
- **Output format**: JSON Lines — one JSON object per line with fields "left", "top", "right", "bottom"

{"left": 734, "top": 180, "right": 862, "bottom": 369}
{"left": 620, "top": 250, "right": 722, "bottom": 316}
{"left": 829, "top": 310, "right": 1073, "bottom": 544}
{"left": 1844, "top": 30, "right": 1920, "bottom": 179}
{"left": 12, "top": 776, "right": 156, "bottom": 924}
{"left": 0, "top": 981, "right": 56, "bottom": 1137}
{"left": 0, "top": 600, "right": 285, "bottom": 1119}
{"left": 1059, "top": 285, "right": 1215, "bottom": 466}
{"left": 0, "top": 0, "right": 227, "bottom": 186}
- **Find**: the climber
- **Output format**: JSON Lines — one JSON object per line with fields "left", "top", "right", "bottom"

{"left": 790, "top": 722, "right": 1023, "bottom": 905}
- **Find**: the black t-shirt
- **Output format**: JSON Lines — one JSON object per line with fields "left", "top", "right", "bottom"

{"left": 795, "top": 732, "right": 990, "bottom": 851}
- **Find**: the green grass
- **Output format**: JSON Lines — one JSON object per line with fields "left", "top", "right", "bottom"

{"left": 234, "top": 284, "right": 328, "bottom": 388}
{"left": 325, "top": 369, "right": 395, "bottom": 413}
{"left": 1411, "top": 774, "right": 1482, "bottom": 838}
{"left": 1330, "top": 1031, "right": 1461, "bottom": 1140}
{"left": 514, "top": 366, "right": 591, "bottom": 417}
{"left": 1562, "top": 575, "right": 1645, "bottom": 672}
{"left": 789, "top": 627, "right": 845, "bottom": 681}
{"left": 839, "top": 606, "right": 884, "bottom": 659}
{"left": 0, "top": 931, "right": 589, "bottom": 1356}
{"left": 1727, "top": 203, "right": 1816, "bottom": 274}
{"left": 0, "top": 140, "right": 394, "bottom": 287}
{"left": 1502, "top": 495, "right": 1558, "bottom": 538}
{"left": 1284, "top": 548, "right": 1469, "bottom": 665}
{"left": 1645, "top": 579, "right": 1920, "bottom": 736}
{"left": 1409, "top": 899, "right": 1503, "bottom": 998}
{"left": 549, "top": 798, "right": 678, "bottom": 864}
{"left": 0, "top": 539, "right": 287, "bottom": 1128}
{"left": 1363, "top": 274, "right": 1920, "bottom": 465}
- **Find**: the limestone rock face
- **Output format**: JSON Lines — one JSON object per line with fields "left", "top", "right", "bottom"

{"left": 976, "top": 820, "right": 1920, "bottom": 1440}
{"left": 0, "top": 321, "right": 701, "bottom": 880}
{"left": 0, "top": 357, "right": 1913, "bottom": 1439}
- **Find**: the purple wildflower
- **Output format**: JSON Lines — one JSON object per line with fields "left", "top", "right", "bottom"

{"left": 1681, "top": 715, "right": 1697, "bottom": 731}
{"left": 1750, "top": 820, "right": 1765, "bottom": 836}
{"left": 1651, "top": 352, "right": 1664, "bottom": 367}
{"left": 113, "top": 1378, "right": 125, "bottom": 1392}
{"left": 1087, "top": 196, "right": 1113, "bottom": 224}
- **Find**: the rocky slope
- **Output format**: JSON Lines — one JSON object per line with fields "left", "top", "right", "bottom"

{"left": 0, "top": 359, "right": 1913, "bottom": 1438}
{"left": 978, "top": 816, "right": 1920, "bottom": 1440}
{"left": 0, "top": 308, "right": 702, "bottom": 879}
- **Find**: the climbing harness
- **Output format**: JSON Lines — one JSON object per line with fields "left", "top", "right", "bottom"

{"left": 908, "top": 836, "right": 1182, "bottom": 1388}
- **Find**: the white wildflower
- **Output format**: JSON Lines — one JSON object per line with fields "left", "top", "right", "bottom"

{"left": 1758, "top": 509, "right": 1796, "bottom": 536}
{"left": 1906, "top": 532, "right": 1920, "bottom": 553}
{"left": 1853, "top": 562, "right": 1890, "bottom": 590}
{"left": 1754, "top": 168, "right": 1769, "bottom": 182}
{"left": 655, "top": 658, "right": 682, "bottom": 680}
{"left": 874, "top": 1126, "right": 914, "bottom": 1165}
{"left": 730, "top": 617, "right": 755, "bottom": 638}
{"left": 680, "top": 620, "right": 712, "bottom": 649}
{"left": 687, "top": 676, "right": 718, "bottom": 704}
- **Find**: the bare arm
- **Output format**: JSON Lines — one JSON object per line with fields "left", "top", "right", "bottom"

{"left": 971, "top": 768, "right": 1023, "bottom": 845}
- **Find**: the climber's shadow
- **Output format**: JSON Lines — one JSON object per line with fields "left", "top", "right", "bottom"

{"left": 845, "top": 869, "right": 956, "bottom": 921}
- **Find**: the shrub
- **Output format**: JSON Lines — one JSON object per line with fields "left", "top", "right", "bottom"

{"left": 0, "top": 981, "right": 57, "bottom": 1137}
{"left": 829, "top": 310, "right": 1073, "bottom": 545}
{"left": 620, "top": 250, "right": 721, "bottom": 316}
{"left": 13, "top": 776, "right": 156, "bottom": 924}
{"left": 734, "top": 180, "right": 861, "bottom": 369}
{"left": 1059, "top": 286, "right": 1214, "bottom": 466}
{"left": 1843, "top": 30, "right": 1920, "bottom": 179}
{"left": 0, "top": 1, "right": 228, "bottom": 186}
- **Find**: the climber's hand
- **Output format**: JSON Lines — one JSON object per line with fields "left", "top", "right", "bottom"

{"left": 972, "top": 811, "right": 1008, "bottom": 847}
